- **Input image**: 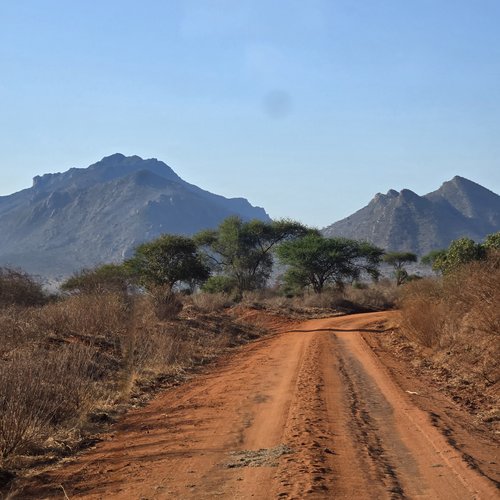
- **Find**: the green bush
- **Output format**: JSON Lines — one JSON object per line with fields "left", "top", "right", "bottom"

{"left": 201, "top": 275, "right": 237, "bottom": 294}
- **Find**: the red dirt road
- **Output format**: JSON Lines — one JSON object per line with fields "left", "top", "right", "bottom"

{"left": 18, "top": 312, "right": 499, "bottom": 499}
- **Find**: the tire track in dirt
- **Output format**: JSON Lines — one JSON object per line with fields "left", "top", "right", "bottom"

{"left": 273, "top": 335, "right": 335, "bottom": 498}
{"left": 336, "top": 345, "right": 409, "bottom": 498}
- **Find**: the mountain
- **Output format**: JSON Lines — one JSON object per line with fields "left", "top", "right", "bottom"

{"left": 0, "top": 154, "right": 270, "bottom": 278}
{"left": 322, "top": 176, "right": 500, "bottom": 255}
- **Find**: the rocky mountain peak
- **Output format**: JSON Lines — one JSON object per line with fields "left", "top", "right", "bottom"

{"left": 426, "top": 175, "right": 499, "bottom": 221}
{"left": 0, "top": 155, "right": 270, "bottom": 279}
{"left": 323, "top": 177, "right": 499, "bottom": 255}
{"left": 31, "top": 154, "right": 183, "bottom": 195}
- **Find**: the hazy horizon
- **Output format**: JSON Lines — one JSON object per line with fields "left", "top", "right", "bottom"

{"left": 1, "top": 1, "right": 499, "bottom": 226}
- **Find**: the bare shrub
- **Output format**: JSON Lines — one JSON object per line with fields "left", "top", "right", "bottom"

{"left": 35, "top": 293, "right": 129, "bottom": 341}
{"left": 0, "top": 293, "right": 131, "bottom": 463}
{"left": 262, "top": 295, "right": 293, "bottom": 310}
{"left": 0, "top": 307, "right": 44, "bottom": 356}
{"left": 300, "top": 291, "right": 344, "bottom": 309}
{"left": 0, "top": 268, "right": 47, "bottom": 307}
{"left": 132, "top": 325, "right": 177, "bottom": 373}
{"left": 399, "top": 279, "right": 447, "bottom": 347}
{"left": 61, "top": 264, "right": 130, "bottom": 294}
{"left": 400, "top": 257, "right": 500, "bottom": 389}
{"left": 345, "top": 281, "right": 399, "bottom": 311}
{"left": 443, "top": 254, "right": 500, "bottom": 337}
{"left": 189, "top": 293, "right": 231, "bottom": 313}
{"left": 261, "top": 282, "right": 398, "bottom": 315}
{"left": 240, "top": 289, "right": 280, "bottom": 308}
{"left": 149, "top": 286, "right": 183, "bottom": 320}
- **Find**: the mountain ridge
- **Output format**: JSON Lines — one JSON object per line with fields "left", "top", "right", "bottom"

{"left": 323, "top": 177, "right": 499, "bottom": 255}
{"left": 0, "top": 154, "right": 270, "bottom": 278}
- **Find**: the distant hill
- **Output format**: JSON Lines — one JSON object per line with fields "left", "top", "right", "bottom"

{"left": 0, "top": 154, "right": 270, "bottom": 279}
{"left": 322, "top": 176, "right": 500, "bottom": 255}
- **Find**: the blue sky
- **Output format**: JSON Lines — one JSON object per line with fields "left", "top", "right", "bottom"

{"left": 1, "top": 0, "right": 499, "bottom": 227}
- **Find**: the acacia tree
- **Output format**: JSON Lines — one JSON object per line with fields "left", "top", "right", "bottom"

{"left": 125, "top": 235, "right": 210, "bottom": 291}
{"left": 277, "top": 234, "right": 383, "bottom": 294}
{"left": 383, "top": 251, "right": 417, "bottom": 285}
{"left": 195, "top": 216, "right": 311, "bottom": 295}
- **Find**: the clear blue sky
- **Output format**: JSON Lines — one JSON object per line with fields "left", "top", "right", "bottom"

{"left": 1, "top": 0, "right": 499, "bottom": 227}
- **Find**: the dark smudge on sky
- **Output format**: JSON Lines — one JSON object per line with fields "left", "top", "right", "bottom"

{"left": 262, "top": 90, "right": 292, "bottom": 119}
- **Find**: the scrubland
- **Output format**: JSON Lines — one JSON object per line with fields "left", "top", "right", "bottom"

{"left": 0, "top": 283, "right": 264, "bottom": 483}
{"left": 1, "top": 254, "right": 499, "bottom": 487}
{"left": 395, "top": 252, "right": 500, "bottom": 428}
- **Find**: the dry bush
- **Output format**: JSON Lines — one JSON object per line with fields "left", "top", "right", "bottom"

{"left": 399, "top": 279, "right": 448, "bottom": 348}
{"left": 35, "top": 293, "right": 129, "bottom": 342}
{"left": 443, "top": 254, "right": 500, "bottom": 338}
{"left": 255, "top": 282, "right": 398, "bottom": 315}
{"left": 441, "top": 256, "right": 500, "bottom": 387}
{"left": 131, "top": 298, "right": 183, "bottom": 373}
{"left": 399, "top": 257, "right": 500, "bottom": 405}
{"left": 188, "top": 292, "right": 232, "bottom": 313}
{"left": 240, "top": 289, "right": 280, "bottom": 308}
{"left": 239, "top": 289, "right": 344, "bottom": 312}
{"left": 300, "top": 290, "right": 340, "bottom": 309}
{"left": 0, "top": 307, "right": 44, "bottom": 357}
{"left": 148, "top": 286, "right": 183, "bottom": 320}
{"left": 0, "top": 268, "right": 47, "bottom": 308}
{"left": 261, "top": 295, "right": 293, "bottom": 310}
{"left": 214, "top": 281, "right": 400, "bottom": 318}
{"left": 345, "top": 281, "right": 399, "bottom": 311}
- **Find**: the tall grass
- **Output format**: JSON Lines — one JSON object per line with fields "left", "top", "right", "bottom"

{"left": 0, "top": 345, "right": 98, "bottom": 459}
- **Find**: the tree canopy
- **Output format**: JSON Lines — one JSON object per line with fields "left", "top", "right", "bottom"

{"left": 125, "top": 235, "right": 210, "bottom": 291}
{"left": 195, "top": 217, "right": 311, "bottom": 294}
{"left": 277, "top": 234, "right": 383, "bottom": 294}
